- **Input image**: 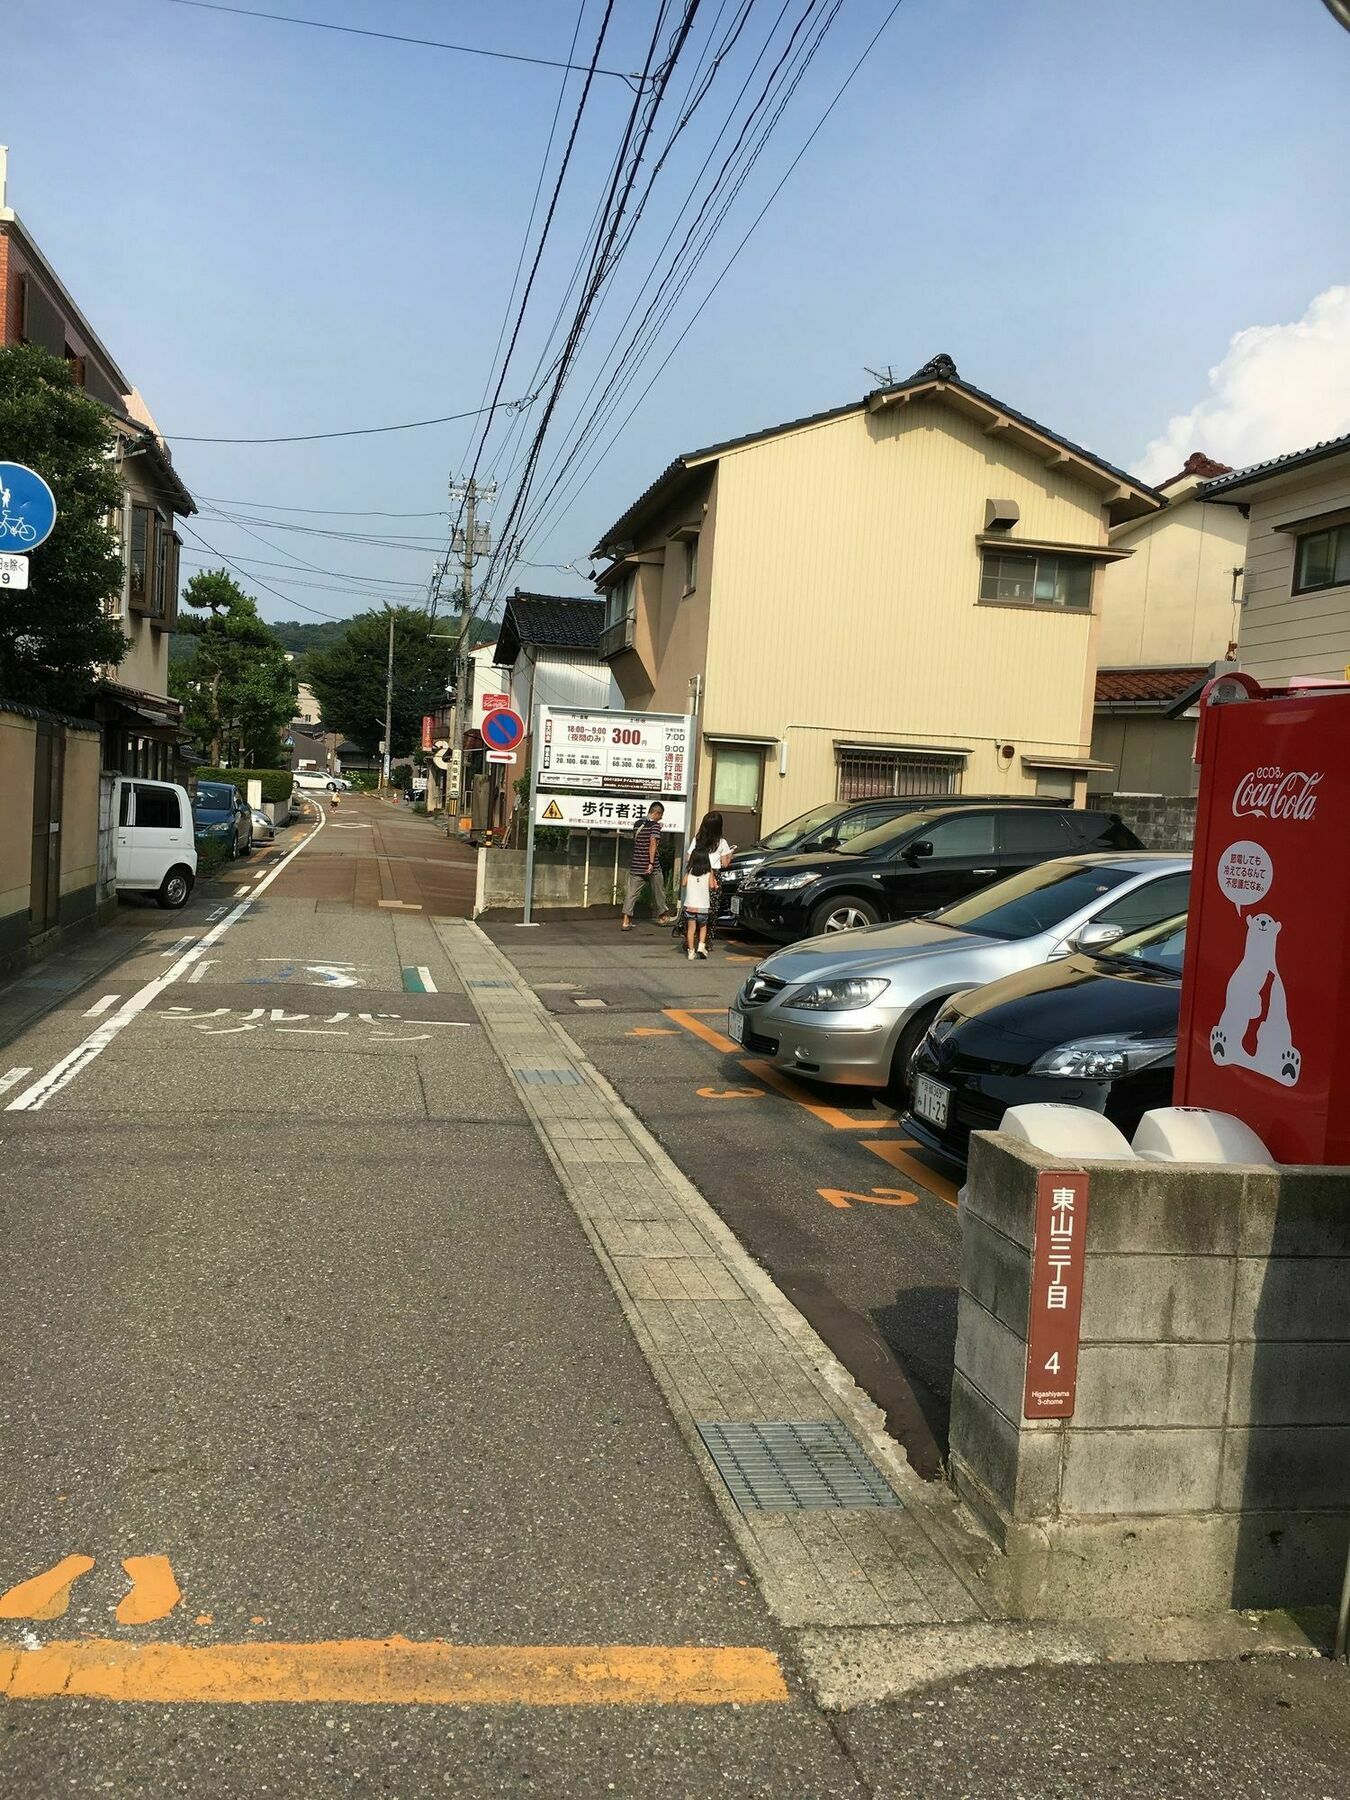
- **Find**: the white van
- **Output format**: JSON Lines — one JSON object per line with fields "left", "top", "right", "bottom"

{"left": 113, "top": 777, "right": 197, "bottom": 909}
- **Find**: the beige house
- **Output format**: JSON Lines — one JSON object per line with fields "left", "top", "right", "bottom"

{"left": 1089, "top": 451, "right": 1248, "bottom": 796}
{"left": 592, "top": 355, "right": 1162, "bottom": 844}
{"left": 1197, "top": 432, "right": 1350, "bottom": 686}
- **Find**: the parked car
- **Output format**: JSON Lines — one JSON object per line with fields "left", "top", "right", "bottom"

{"left": 728, "top": 855, "right": 1189, "bottom": 1095}
{"left": 734, "top": 804, "right": 1143, "bottom": 942}
{"left": 902, "top": 911, "right": 1188, "bottom": 1166}
{"left": 716, "top": 793, "right": 1067, "bottom": 922}
{"left": 113, "top": 777, "right": 197, "bottom": 909}
{"left": 292, "top": 770, "right": 349, "bottom": 792}
{"left": 192, "top": 779, "right": 252, "bottom": 857}
{"left": 250, "top": 806, "right": 276, "bottom": 843}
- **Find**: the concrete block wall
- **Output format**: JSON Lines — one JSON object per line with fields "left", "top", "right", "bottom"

{"left": 478, "top": 841, "right": 632, "bottom": 916}
{"left": 950, "top": 1134, "right": 1350, "bottom": 1619}
{"left": 1109, "top": 792, "right": 1197, "bottom": 852}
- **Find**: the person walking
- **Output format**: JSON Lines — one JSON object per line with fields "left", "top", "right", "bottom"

{"left": 692, "top": 811, "right": 734, "bottom": 939}
{"left": 681, "top": 843, "right": 717, "bottom": 959}
{"left": 621, "top": 802, "right": 672, "bottom": 930}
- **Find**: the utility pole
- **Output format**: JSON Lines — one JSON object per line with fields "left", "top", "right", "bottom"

{"left": 380, "top": 606, "right": 395, "bottom": 792}
{"left": 443, "top": 476, "right": 495, "bottom": 816}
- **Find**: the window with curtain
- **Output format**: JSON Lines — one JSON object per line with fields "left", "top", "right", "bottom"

{"left": 979, "top": 550, "right": 1093, "bottom": 610}
{"left": 711, "top": 745, "right": 762, "bottom": 809}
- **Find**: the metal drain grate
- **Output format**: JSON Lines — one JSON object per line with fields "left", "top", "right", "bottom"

{"left": 512, "top": 1067, "right": 584, "bottom": 1086}
{"left": 696, "top": 1420, "right": 901, "bottom": 1512}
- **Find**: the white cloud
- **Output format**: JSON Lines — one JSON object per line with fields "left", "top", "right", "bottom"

{"left": 1136, "top": 285, "right": 1350, "bottom": 484}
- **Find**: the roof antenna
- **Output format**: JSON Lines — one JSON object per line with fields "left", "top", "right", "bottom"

{"left": 864, "top": 364, "right": 896, "bottom": 387}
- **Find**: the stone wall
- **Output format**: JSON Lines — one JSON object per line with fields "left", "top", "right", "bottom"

{"left": 1109, "top": 792, "right": 1197, "bottom": 852}
{"left": 950, "top": 1133, "right": 1350, "bottom": 1620}
{"left": 479, "top": 841, "right": 629, "bottom": 917}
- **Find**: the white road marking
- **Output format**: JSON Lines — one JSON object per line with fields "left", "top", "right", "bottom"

{"left": 161, "top": 936, "right": 195, "bottom": 958}
{"left": 187, "top": 960, "right": 218, "bottom": 984}
{"left": 5, "top": 804, "right": 327, "bottom": 1113}
{"left": 206, "top": 905, "right": 228, "bottom": 922}
{"left": 234, "top": 886, "right": 250, "bottom": 897}
{"left": 0, "top": 1068, "right": 33, "bottom": 1096}
{"left": 416, "top": 966, "right": 437, "bottom": 993}
{"left": 83, "top": 995, "right": 120, "bottom": 1017}
{"left": 307, "top": 965, "right": 363, "bottom": 987}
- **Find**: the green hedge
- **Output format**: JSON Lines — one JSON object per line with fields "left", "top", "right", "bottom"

{"left": 196, "top": 767, "right": 295, "bottom": 805}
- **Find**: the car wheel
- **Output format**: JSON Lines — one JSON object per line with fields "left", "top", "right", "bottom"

{"left": 157, "top": 866, "right": 193, "bottom": 910}
{"left": 810, "top": 895, "right": 880, "bottom": 934}
{"left": 886, "top": 1004, "right": 942, "bottom": 1105}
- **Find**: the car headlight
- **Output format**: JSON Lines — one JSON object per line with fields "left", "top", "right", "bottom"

{"left": 758, "top": 871, "right": 818, "bottom": 891}
{"left": 792, "top": 976, "right": 890, "bottom": 1011}
{"left": 201, "top": 820, "right": 231, "bottom": 836}
{"left": 1031, "top": 1035, "right": 1174, "bottom": 1079}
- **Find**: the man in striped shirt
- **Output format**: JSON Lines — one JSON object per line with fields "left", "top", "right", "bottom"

{"left": 621, "top": 802, "right": 673, "bottom": 931}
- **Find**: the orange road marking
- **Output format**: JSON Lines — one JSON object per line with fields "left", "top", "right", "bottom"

{"left": 862, "top": 1139, "right": 960, "bottom": 1208}
{"left": 697, "top": 1086, "right": 764, "bottom": 1100}
{"left": 738, "top": 1059, "right": 897, "bottom": 1131}
{"left": 0, "top": 1555, "right": 95, "bottom": 1621}
{"left": 0, "top": 1639, "right": 790, "bottom": 1706}
{"left": 627, "top": 1027, "right": 678, "bottom": 1037}
{"left": 116, "top": 1556, "right": 181, "bottom": 1626}
{"left": 818, "top": 1187, "right": 920, "bottom": 1209}
{"left": 663, "top": 1007, "right": 739, "bottom": 1053}
{"left": 724, "top": 954, "right": 756, "bottom": 963}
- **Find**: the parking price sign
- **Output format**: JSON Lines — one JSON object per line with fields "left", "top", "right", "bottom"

{"left": 539, "top": 708, "right": 688, "bottom": 794}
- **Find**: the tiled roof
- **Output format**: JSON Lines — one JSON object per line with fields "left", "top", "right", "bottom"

{"left": 1095, "top": 666, "right": 1208, "bottom": 705}
{"left": 493, "top": 592, "right": 604, "bottom": 666}
{"left": 1157, "top": 450, "right": 1232, "bottom": 490}
{"left": 594, "top": 353, "right": 1162, "bottom": 551}
{"left": 1200, "top": 431, "right": 1350, "bottom": 496}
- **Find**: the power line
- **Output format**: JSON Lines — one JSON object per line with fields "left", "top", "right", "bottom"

{"left": 161, "top": 397, "right": 523, "bottom": 445}
{"left": 179, "top": 522, "right": 348, "bottom": 621}
{"left": 164, "top": 0, "right": 642, "bottom": 81}
{"left": 511, "top": 0, "right": 908, "bottom": 576}
{"left": 179, "top": 549, "right": 423, "bottom": 588}
{"left": 195, "top": 493, "right": 450, "bottom": 518}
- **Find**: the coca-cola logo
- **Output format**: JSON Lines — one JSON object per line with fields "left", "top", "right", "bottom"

{"left": 1232, "top": 765, "right": 1322, "bottom": 821}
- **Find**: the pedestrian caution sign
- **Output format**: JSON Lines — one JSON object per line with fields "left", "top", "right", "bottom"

{"left": 541, "top": 799, "right": 564, "bottom": 821}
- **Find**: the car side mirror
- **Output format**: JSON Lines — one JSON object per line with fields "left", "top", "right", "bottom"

{"left": 1074, "top": 920, "right": 1125, "bottom": 951}
{"left": 906, "top": 839, "right": 934, "bottom": 862}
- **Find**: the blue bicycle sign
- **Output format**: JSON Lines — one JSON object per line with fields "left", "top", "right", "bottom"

{"left": 0, "top": 463, "right": 57, "bottom": 551}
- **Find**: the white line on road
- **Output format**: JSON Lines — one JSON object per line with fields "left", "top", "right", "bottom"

{"left": 161, "top": 935, "right": 195, "bottom": 958}
{"left": 82, "top": 995, "right": 120, "bottom": 1017}
{"left": 6, "top": 804, "right": 327, "bottom": 1113}
{"left": 0, "top": 1068, "right": 33, "bottom": 1097}
{"left": 187, "top": 960, "right": 218, "bottom": 984}
{"left": 416, "top": 967, "right": 438, "bottom": 993}
{"left": 234, "top": 886, "right": 250, "bottom": 896}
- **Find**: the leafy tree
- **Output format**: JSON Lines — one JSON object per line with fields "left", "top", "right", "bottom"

{"left": 170, "top": 569, "right": 297, "bottom": 764}
{"left": 306, "top": 606, "right": 448, "bottom": 757}
{"left": 0, "top": 344, "right": 128, "bottom": 709}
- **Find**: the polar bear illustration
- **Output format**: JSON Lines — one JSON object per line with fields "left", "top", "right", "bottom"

{"left": 1210, "top": 912, "right": 1300, "bottom": 1085}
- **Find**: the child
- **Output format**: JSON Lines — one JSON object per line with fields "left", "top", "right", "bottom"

{"left": 682, "top": 844, "right": 718, "bottom": 960}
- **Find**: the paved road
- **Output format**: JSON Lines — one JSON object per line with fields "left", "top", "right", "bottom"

{"left": 0, "top": 799, "right": 858, "bottom": 1795}
{"left": 486, "top": 916, "right": 965, "bottom": 1473}
{"left": 1, "top": 798, "right": 1344, "bottom": 1798}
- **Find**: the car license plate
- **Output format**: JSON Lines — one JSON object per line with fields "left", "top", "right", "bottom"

{"left": 912, "top": 1073, "right": 951, "bottom": 1130}
{"left": 727, "top": 1008, "right": 745, "bottom": 1045}
{"left": 730, "top": 896, "right": 741, "bottom": 917}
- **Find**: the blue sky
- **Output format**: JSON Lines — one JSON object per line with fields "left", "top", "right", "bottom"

{"left": 8, "top": 0, "right": 1350, "bottom": 624}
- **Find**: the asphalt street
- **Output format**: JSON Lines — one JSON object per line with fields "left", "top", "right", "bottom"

{"left": 1, "top": 795, "right": 1346, "bottom": 1798}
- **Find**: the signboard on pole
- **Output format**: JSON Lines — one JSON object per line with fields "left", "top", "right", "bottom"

{"left": 0, "top": 463, "right": 57, "bottom": 552}
{"left": 539, "top": 709, "right": 688, "bottom": 794}
{"left": 1023, "top": 1171, "right": 1089, "bottom": 1419}
{"left": 481, "top": 707, "right": 525, "bottom": 754}
{"left": 421, "top": 714, "right": 435, "bottom": 752}
{"left": 0, "top": 553, "right": 30, "bottom": 590}
{"left": 486, "top": 749, "right": 517, "bottom": 766}
{"left": 535, "top": 792, "right": 686, "bottom": 832}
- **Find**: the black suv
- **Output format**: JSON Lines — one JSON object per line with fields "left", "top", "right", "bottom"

{"left": 735, "top": 805, "right": 1143, "bottom": 942}
{"left": 716, "top": 794, "right": 1066, "bottom": 922}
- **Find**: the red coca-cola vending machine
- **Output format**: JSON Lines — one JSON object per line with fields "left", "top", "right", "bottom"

{"left": 1175, "top": 675, "right": 1350, "bottom": 1164}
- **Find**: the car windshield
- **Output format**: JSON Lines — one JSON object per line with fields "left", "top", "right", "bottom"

{"left": 759, "top": 803, "right": 844, "bottom": 851}
{"left": 932, "top": 861, "right": 1132, "bottom": 940}
{"left": 194, "top": 782, "right": 233, "bottom": 811}
{"left": 1102, "top": 913, "right": 1188, "bottom": 975}
{"left": 831, "top": 811, "right": 935, "bottom": 857}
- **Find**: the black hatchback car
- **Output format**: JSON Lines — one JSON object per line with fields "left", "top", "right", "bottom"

{"left": 902, "top": 913, "right": 1186, "bottom": 1166}
{"left": 735, "top": 805, "right": 1142, "bottom": 942}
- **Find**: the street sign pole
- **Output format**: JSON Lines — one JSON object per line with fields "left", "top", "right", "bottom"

{"left": 520, "top": 702, "right": 543, "bottom": 928}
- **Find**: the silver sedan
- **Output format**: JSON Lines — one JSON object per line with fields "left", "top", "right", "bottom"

{"left": 726, "top": 854, "right": 1190, "bottom": 1095}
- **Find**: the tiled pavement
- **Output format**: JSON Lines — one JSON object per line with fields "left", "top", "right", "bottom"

{"left": 436, "top": 916, "right": 1001, "bottom": 1637}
